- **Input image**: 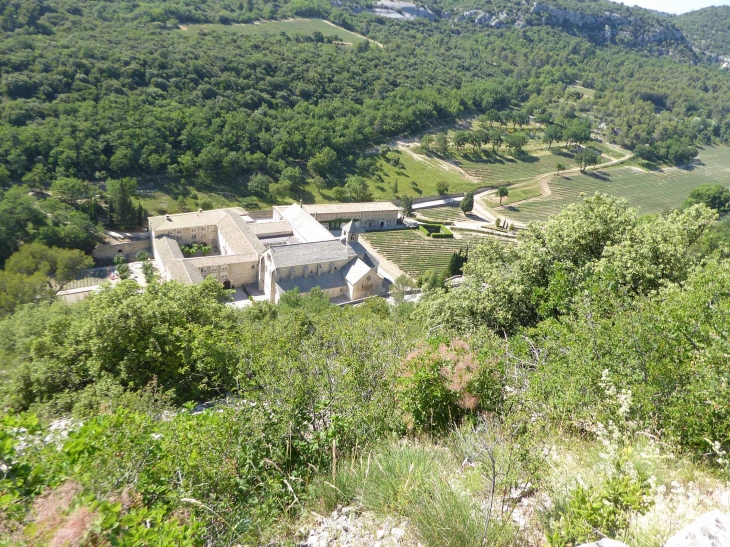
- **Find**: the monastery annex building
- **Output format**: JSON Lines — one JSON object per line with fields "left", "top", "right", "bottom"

{"left": 148, "top": 201, "right": 400, "bottom": 303}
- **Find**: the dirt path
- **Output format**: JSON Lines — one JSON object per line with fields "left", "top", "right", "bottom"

{"left": 400, "top": 144, "right": 480, "bottom": 183}
{"left": 321, "top": 20, "right": 384, "bottom": 48}
{"left": 477, "top": 145, "right": 635, "bottom": 227}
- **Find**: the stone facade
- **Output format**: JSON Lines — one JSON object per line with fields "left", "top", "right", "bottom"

{"left": 149, "top": 203, "right": 392, "bottom": 302}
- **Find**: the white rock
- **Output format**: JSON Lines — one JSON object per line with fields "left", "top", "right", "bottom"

{"left": 391, "top": 527, "right": 405, "bottom": 539}
{"left": 376, "top": 528, "right": 386, "bottom": 540}
{"left": 664, "top": 510, "right": 730, "bottom": 547}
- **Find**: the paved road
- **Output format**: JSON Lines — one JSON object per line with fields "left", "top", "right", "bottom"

{"left": 412, "top": 196, "right": 464, "bottom": 210}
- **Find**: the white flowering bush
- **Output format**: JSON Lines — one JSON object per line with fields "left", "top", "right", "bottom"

{"left": 545, "top": 370, "right": 655, "bottom": 546}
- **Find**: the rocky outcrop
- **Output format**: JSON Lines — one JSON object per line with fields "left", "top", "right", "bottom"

{"left": 664, "top": 510, "right": 730, "bottom": 547}
{"left": 530, "top": 2, "right": 687, "bottom": 46}
{"left": 371, "top": 1, "right": 437, "bottom": 21}
{"left": 341, "top": 0, "right": 689, "bottom": 51}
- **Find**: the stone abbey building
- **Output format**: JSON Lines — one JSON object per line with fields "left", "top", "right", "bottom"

{"left": 148, "top": 202, "right": 400, "bottom": 302}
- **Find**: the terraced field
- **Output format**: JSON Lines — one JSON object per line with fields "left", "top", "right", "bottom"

{"left": 506, "top": 146, "right": 730, "bottom": 223}
{"left": 363, "top": 229, "right": 495, "bottom": 278}
{"left": 415, "top": 206, "right": 468, "bottom": 224}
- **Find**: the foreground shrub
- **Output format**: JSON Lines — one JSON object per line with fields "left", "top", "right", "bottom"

{"left": 1, "top": 406, "right": 331, "bottom": 545}
{"left": 397, "top": 339, "right": 503, "bottom": 432}
{"left": 546, "top": 475, "right": 653, "bottom": 546}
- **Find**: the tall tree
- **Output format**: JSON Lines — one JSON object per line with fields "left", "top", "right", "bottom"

{"left": 401, "top": 195, "right": 414, "bottom": 217}
{"left": 51, "top": 177, "right": 91, "bottom": 206}
{"left": 435, "top": 133, "right": 449, "bottom": 156}
{"left": 461, "top": 191, "right": 474, "bottom": 214}
{"left": 107, "top": 178, "right": 138, "bottom": 228}
{"left": 0, "top": 186, "right": 46, "bottom": 265}
{"left": 307, "top": 147, "right": 338, "bottom": 177}
{"left": 497, "top": 186, "right": 510, "bottom": 205}
{"left": 543, "top": 125, "right": 563, "bottom": 148}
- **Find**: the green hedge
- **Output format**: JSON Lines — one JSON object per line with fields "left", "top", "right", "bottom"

{"left": 419, "top": 224, "right": 454, "bottom": 238}
{"left": 418, "top": 224, "right": 430, "bottom": 236}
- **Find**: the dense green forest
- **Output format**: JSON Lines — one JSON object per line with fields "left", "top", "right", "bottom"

{"left": 1, "top": 0, "right": 730, "bottom": 205}
{"left": 675, "top": 6, "right": 730, "bottom": 58}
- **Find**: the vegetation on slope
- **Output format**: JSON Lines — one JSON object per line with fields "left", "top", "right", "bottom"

{"left": 1, "top": 0, "right": 730, "bottom": 210}
{"left": 4, "top": 195, "right": 730, "bottom": 545}
{"left": 676, "top": 6, "right": 730, "bottom": 57}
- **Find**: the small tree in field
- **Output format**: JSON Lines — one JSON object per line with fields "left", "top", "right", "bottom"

{"left": 437, "top": 181, "right": 450, "bottom": 195}
{"left": 556, "top": 162, "right": 566, "bottom": 175}
{"left": 401, "top": 195, "right": 414, "bottom": 217}
{"left": 497, "top": 186, "right": 509, "bottom": 206}
{"left": 461, "top": 191, "right": 474, "bottom": 214}
{"left": 435, "top": 133, "right": 449, "bottom": 156}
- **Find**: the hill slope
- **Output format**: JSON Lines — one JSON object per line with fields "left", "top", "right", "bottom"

{"left": 676, "top": 6, "right": 730, "bottom": 59}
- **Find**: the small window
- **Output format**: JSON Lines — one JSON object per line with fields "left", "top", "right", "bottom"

{"left": 340, "top": 287, "right": 344, "bottom": 293}
{"left": 334, "top": 266, "right": 337, "bottom": 271}
{"left": 201, "top": 227, "right": 207, "bottom": 232}
{"left": 168, "top": 230, "right": 173, "bottom": 235}
{"left": 221, "top": 266, "right": 228, "bottom": 272}
{"left": 191, "top": 234, "right": 197, "bottom": 240}
{"left": 367, "top": 275, "right": 371, "bottom": 281}
{"left": 200, "top": 267, "right": 207, "bottom": 273}
{"left": 176, "top": 229, "right": 182, "bottom": 234}
{"left": 251, "top": 264, "right": 255, "bottom": 269}
{"left": 221, "top": 272, "right": 228, "bottom": 278}
{"left": 211, "top": 267, "right": 217, "bottom": 272}
{"left": 191, "top": 228, "right": 197, "bottom": 233}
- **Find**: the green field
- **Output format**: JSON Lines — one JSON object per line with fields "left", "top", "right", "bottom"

{"left": 505, "top": 146, "right": 730, "bottom": 222}
{"left": 180, "top": 19, "right": 367, "bottom": 44}
{"left": 363, "top": 229, "right": 495, "bottom": 279}
{"left": 484, "top": 180, "right": 542, "bottom": 207}
{"left": 305, "top": 149, "right": 479, "bottom": 204}
{"left": 568, "top": 85, "right": 596, "bottom": 98}
{"left": 137, "top": 188, "right": 244, "bottom": 216}
{"left": 415, "top": 205, "right": 468, "bottom": 224}
{"left": 587, "top": 142, "right": 623, "bottom": 159}
{"left": 369, "top": 150, "right": 478, "bottom": 199}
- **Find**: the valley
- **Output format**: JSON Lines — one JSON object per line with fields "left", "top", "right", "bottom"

{"left": 3, "top": 0, "right": 730, "bottom": 545}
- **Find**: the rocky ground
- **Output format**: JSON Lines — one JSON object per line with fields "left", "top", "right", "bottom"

{"left": 297, "top": 505, "right": 419, "bottom": 547}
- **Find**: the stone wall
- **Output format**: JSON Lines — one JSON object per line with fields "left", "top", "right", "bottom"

{"left": 392, "top": 186, "right": 492, "bottom": 207}
{"left": 92, "top": 239, "right": 151, "bottom": 264}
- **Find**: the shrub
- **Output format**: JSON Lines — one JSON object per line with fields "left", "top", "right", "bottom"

{"left": 419, "top": 224, "right": 453, "bottom": 238}
{"left": 240, "top": 197, "right": 259, "bottom": 209}
{"left": 398, "top": 340, "right": 501, "bottom": 432}
{"left": 307, "top": 439, "right": 517, "bottom": 547}
{"left": 546, "top": 475, "right": 653, "bottom": 546}
{"left": 431, "top": 226, "right": 453, "bottom": 239}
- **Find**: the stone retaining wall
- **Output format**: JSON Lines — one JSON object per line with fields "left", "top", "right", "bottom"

{"left": 92, "top": 239, "right": 151, "bottom": 264}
